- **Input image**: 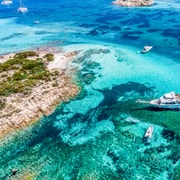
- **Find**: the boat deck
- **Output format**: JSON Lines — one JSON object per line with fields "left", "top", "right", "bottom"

{"left": 176, "top": 94, "right": 180, "bottom": 101}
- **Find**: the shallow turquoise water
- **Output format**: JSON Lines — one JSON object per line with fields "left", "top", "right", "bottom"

{"left": 0, "top": 0, "right": 180, "bottom": 179}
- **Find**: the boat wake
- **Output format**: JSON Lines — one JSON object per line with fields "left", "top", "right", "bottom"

{"left": 136, "top": 99, "right": 150, "bottom": 104}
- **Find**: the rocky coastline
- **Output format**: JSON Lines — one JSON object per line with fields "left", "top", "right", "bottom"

{"left": 0, "top": 47, "right": 80, "bottom": 138}
{"left": 112, "top": 0, "right": 153, "bottom": 6}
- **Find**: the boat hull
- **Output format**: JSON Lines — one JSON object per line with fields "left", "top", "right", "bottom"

{"left": 141, "top": 46, "right": 153, "bottom": 53}
{"left": 150, "top": 100, "right": 180, "bottom": 109}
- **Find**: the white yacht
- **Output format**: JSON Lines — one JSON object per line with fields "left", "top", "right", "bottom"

{"left": 1, "top": 0, "right": 12, "bottom": 5}
{"left": 150, "top": 92, "right": 180, "bottom": 109}
{"left": 141, "top": 46, "right": 153, "bottom": 53}
{"left": 17, "top": 0, "right": 28, "bottom": 13}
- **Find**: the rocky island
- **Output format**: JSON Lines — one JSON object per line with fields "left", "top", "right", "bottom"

{"left": 0, "top": 47, "right": 80, "bottom": 138}
{"left": 112, "top": 0, "right": 153, "bottom": 6}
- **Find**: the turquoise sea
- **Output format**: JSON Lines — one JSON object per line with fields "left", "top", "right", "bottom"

{"left": 0, "top": 0, "right": 180, "bottom": 179}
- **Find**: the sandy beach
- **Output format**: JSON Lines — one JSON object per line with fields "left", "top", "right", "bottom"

{"left": 0, "top": 47, "right": 80, "bottom": 138}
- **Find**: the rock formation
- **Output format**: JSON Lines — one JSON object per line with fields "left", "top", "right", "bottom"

{"left": 112, "top": 0, "right": 153, "bottom": 6}
{"left": 0, "top": 47, "right": 79, "bottom": 138}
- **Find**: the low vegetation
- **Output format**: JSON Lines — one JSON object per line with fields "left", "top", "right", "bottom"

{"left": 0, "top": 51, "right": 53, "bottom": 96}
{"left": 43, "top": 53, "right": 54, "bottom": 61}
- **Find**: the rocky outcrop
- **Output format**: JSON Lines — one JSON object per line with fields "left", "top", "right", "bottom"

{"left": 0, "top": 48, "right": 80, "bottom": 138}
{"left": 112, "top": 0, "right": 153, "bottom": 6}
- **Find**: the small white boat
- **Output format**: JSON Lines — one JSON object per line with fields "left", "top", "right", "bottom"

{"left": 17, "top": 0, "right": 28, "bottom": 13}
{"left": 1, "top": 0, "right": 12, "bottom": 5}
{"left": 34, "top": 20, "right": 40, "bottom": 24}
{"left": 150, "top": 92, "right": 180, "bottom": 109}
{"left": 18, "top": 7, "right": 28, "bottom": 13}
{"left": 144, "top": 126, "right": 154, "bottom": 138}
{"left": 141, "top": 46, "right": 153, "bottom": 53}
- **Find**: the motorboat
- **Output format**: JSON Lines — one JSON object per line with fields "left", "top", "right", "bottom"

{"left": 17, "top": 0, "right": 28, "bottom": 13}
{"left": 144, "top": 126, "right": 154, "bottom": 139}
{"left": 141, "top": 46, "right": 153, "bottom": 53}
{"left": 18, "top": 7, "right": 28, "bottom": 13}
{"left": 150, "top": 92, "right": 180, "bottom": 109}
{"left": 1, "top": 0, "right": 12, "bottom": 5}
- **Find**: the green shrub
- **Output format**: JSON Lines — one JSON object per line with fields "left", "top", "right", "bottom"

{"left": 22, "top": 59, "right": 44, "bottom": 70}
{"left": 44, "top": 53, "right": 54, "bottom": 61}
{"left": 12, "top": 71, "right": 27, "bottom": 81}
{"left": 52, "top": 82, "right": 58, "bottom": 87}
{"left": 0, "top": 63, "right": 10, "bottom": 72}
{"left": 0, "top": 101, "right": 5, "bottom": 110}
{"left": 53, "top": 70, "right": 59, "bottom": 75}
{"left": 0, "top": 51, "right": 53, "bottom": 96}
{"left": 14, "top": 51, "right": 38, "bottom": 59}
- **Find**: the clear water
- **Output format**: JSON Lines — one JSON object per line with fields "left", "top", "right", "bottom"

{"left": 0, "top": 0, "right": 180, "bottom": 179}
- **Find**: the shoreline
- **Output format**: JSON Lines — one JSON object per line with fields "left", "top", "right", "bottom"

{"left": 0, "top": 46, "right": 80, "bottom": 138}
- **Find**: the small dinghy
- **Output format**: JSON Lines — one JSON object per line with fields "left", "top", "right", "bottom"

{"left": 143, "top": 125, "right": 154, "bottom": 144}
{"left": 144, "top": 126, "right": 154, "bottom": 138}
{"left": 141, "top": 46, "right": 153, "bottom": 53}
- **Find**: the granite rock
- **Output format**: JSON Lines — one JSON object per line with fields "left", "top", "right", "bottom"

{"left": 112, "top": 0, "right": 153, "bottom": 6}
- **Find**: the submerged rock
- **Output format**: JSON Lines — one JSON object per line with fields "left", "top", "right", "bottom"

{"left": 161, "top": 128, "right": 175, "bottom": 141}
{"left": 112, "top": 0, "right": 153, "bottom": 7}
{"left": 11, "top": 168, "right": 18, "bottom": 176}
{"left": 59, "top": 119, "right": 115, "bottom": 146}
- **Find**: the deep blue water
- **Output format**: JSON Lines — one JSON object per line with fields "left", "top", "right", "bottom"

{"left": 0, "top": 0, "right": 180, "bottom": 179}
{"left": 0, "top": 0, "right": 180, "bottom": 58}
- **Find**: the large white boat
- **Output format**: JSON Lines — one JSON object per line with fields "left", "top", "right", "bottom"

{"left": 150, "top": 92, "right": 180, "bottom": 109}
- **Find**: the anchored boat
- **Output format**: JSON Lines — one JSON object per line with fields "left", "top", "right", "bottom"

{"left": 144, "top": 126, "right": 154, "bottom": 139}
{"left": 1, "top": 0, "right": 12, "bottom": 5}
{"left": 150, "top": 92, "right": 180, "bottom": 109}
{"left": 143, "top": 125, "right": 154, "bottom": 144}
{"left": 141, "top": 46, "right": 153, "bottom": 53}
